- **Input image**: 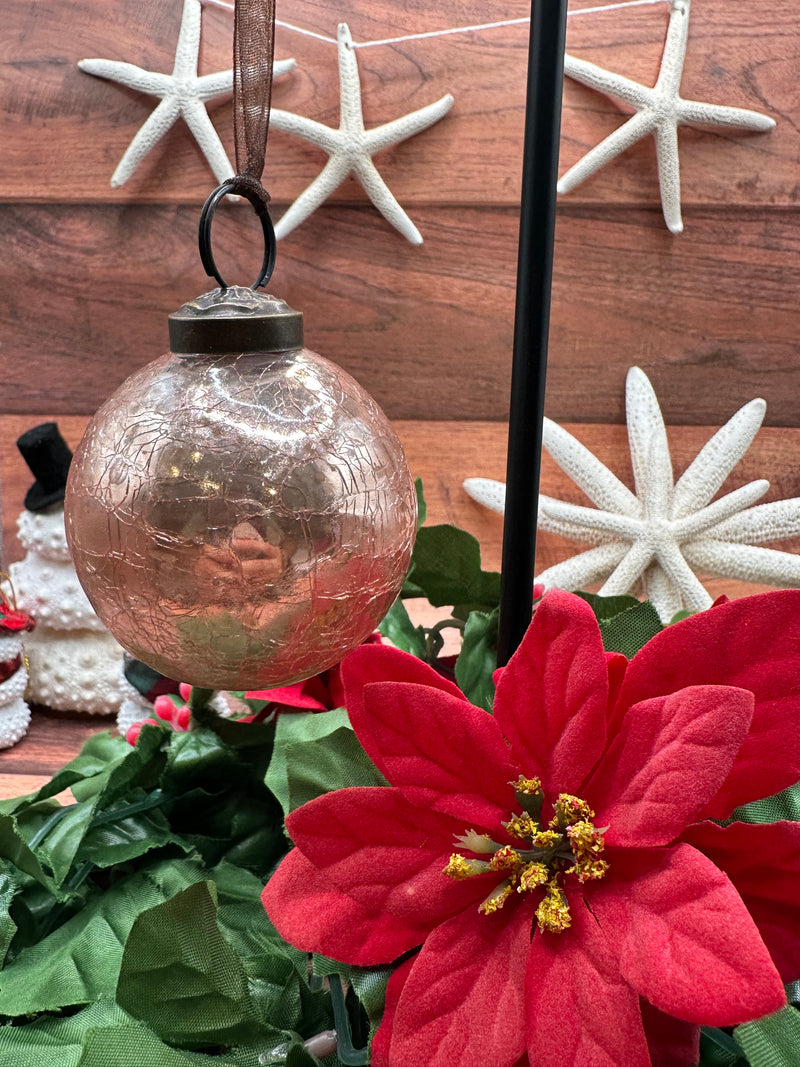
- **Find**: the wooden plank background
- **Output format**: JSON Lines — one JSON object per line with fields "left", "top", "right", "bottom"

{"left": 1, "top": 0, "right": 800, "bottom": 788}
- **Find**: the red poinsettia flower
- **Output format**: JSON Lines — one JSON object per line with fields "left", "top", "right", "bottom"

{"left": 263, "top": 589, "right": 800, "bottom": 1067}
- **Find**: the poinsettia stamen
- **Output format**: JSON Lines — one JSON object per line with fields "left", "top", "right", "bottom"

{"left": 478, "top": 881, "right": 513, "bottom": 915}
{"left": 444, "top": 779, "right": 609, "bottom": 933}
{"left": 453, "top": 829, "right": 499, "bottom": 854}
{"left": 443, "top": 854, "right": 490, "bottom": 880}
{"left": 535, "top": 879, "right": 572, "bottom": 933}
{"left": 511, "top": 775, "right": 545, "bottom": 819}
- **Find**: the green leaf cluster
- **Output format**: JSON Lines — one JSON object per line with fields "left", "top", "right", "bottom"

{"left": 0, "top": 718, "right": 347, "bottom": 1065}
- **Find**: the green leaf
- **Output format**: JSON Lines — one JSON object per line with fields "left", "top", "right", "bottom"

{"left": 266, "top": 708, "right": 351, "bottom": 817}
{"left": 699, "top": 1026, "right": 749, "bottom": 1066}
{"left": 287, "top": 727, "right": 387, "bottom": 814}
{"left": 0, "top": 999, "right": 132, "bottom": 1065}
{"left": 0, "top": 857, "right": 204, "bottom": 1016}
{"left": 735, "top": 1006, "right": 800, "bottom": 1066}
{"left": 0, "top": 870, "right": 19, "bottom": 967}
{"left": 729, "top": 780, "right": 800, "bottom": 826}
{"left": 455, "top": 609, "right": 498, "bottom": 713}
{"left": 116, "top": 880, "right": 259, "bottom": 1048}
{"left": 576, "top": 593, "right": 663, "bottom": 658}
{"left": 0, "top": 813, "right": 62, "bottom": 896}
{"left": 404, "top": 525, "right": 501, "bottom": 615}
{"left": 378, "top": 598, "right": 427, "bottom": 659}
{"left": 79, "top": 792, "right": 183, "bottom": 869}
{"left": 414, "top": 477, "right": 427, "bottom": 529}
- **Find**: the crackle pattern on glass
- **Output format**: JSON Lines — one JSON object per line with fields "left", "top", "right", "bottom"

{"left": 65, "top": 348, "right": 417, "bottom": 689}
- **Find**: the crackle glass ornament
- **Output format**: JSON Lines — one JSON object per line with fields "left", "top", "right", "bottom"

{"left": 65, "top": 286, "right": 417, "bottom": 690}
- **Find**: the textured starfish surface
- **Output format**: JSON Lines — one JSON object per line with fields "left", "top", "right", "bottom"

{"left": 558, "top": 0, "right": 775, "bottom": 233}
{"left": 464, "top": 367, "right": 800, "bottom": 621}
{"left": 270, "top": 23, "right": 454, "bottom": 245}
{"left": 80, "top": 0, "right": 295, "bottom": 187}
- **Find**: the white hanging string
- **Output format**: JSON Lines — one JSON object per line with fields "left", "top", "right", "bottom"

{"left": 202, "top": 0, "right": 670, "bottom": 49}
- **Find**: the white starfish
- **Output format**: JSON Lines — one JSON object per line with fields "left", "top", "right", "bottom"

{"left": 270, "top": 23, "right": 454, "bottom": 245}
{"left": 80, "top": 0, "right": 295, "bottom": 187}
{"left": 464, "top": 367, "right": 800, "bottom": 622}
{"left": 558, "top": 0, "right": 775, "bottom": 234}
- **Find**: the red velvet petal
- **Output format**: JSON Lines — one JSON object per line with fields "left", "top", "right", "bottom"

{"left": 262, "top": 849, "right": 423, "bottom": 964}
{"left": 587, "top": 686, "right": 753, "bottom": 847}
{"left": 526, "top": 893, "right": 652, "bottom": 1067}
{"left": 388, "top": 896, "right": 530, "bottom": 1067}
{"left": 639, "top": 999, "right": 699, "bottom": 1067}
{"left": 342, "top": 642, "right": 465, "bottom": 719}
{"left": 589, "top": 844, "right": 786, "bottom": 1026}
{"left": 245, "top": 679, "right": 329, "bottom": 710}
{"left": 617, "top": 590, "right": 800, "bottom": 817}
{"left": 493, "top": 591, "right": 608, "bottom": 793}
{"left": 285, "top": 787, "right": 496, "bottom": 941}
{"left": 357, "top": 682, "right": 517, "bottom": 825}
{"left": 605, "top": 651, "right": 628, "bottom": 729}
{"left": 370, "top": 956, "right": 415, "bottom": 1067}
{"left": 681, "top": 820, "right": 800, "bottom": 983}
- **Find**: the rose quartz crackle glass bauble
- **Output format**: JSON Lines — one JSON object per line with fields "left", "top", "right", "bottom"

{"left": 65, "top": 287, "right": 417, "bottom": 690}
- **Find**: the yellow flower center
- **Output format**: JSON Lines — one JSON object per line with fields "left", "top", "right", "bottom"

{"left": 442, "top": 776, "right": 609, "bottom": 933}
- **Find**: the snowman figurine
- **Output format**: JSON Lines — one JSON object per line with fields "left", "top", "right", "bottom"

{"left": 9, "top": 423, "right": 126, "bottom": 715}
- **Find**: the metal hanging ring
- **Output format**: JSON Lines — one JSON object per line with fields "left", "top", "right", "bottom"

{"left": 198, "top": 175, "right": 277, "bottom": 291}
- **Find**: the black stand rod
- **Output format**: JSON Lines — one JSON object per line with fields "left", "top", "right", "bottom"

{"left": 496, "top": 0, "right": 568, "bottom": 666}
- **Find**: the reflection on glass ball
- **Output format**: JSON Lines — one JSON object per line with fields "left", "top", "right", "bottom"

{"left": 65, "top": 347, "right": 417, "bottom": 690}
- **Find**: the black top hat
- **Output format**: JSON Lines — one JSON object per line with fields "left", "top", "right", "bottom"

{"left": 17, "top": 422, "right": 73, "bottom": 512}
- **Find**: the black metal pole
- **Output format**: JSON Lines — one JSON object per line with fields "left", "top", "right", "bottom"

{"left": 496, "top": 0, "right": 568, "bottom": 666}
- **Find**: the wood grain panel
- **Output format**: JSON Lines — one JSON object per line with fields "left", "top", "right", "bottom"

{"left": 1, "top": 0, "right": 795, "bottom": 208}
{"left": 2, "top": 203, "right": 799, "bottom": 424}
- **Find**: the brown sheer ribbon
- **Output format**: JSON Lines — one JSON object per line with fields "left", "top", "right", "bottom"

{"left": 232, "top": 0, "right": 275, "bottom": 190}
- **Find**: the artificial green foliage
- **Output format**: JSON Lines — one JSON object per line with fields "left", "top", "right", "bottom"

{"left": 402, "top": 524, "right": 501, "bottom": 617}
{"left": 576, "top": 591, "right": 664, "bottom": 658}
{"left": 736, "top": 1007, "right": 800, "bottom": 1067}
{"left": 454, "top": 608, "right": 499, "bottom": 712}
{"left": 377, "top": 598, "right": 427, "bottom": 659}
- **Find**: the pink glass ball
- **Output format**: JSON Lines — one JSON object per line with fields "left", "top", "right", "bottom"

{"left": 65, "top": 346, "right": 416, "bottom": 690}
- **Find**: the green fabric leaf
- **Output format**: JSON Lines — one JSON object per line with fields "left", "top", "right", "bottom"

{"left": 403, "top": 525, "right": 501, "bottom": 615}
{"left": 0, "top": 871, "right": 18, "bottom": 968}
{"left": 0, "top": 999, "right": 132, "bottom": 1065}
{"left": 735, "top": 1006, "right": 800, "bottom": 1067}
{"left": 0, "top": 857, "right": 203, "bottom": 1016}
{"left": 287, "top": 728, "right": 387, "bottom": 814}
{"left": 266, "top": 708, "right": 350, "bottom": 817}
{"left": 699, "top": 1027, "right": 749, "bottom": 1066}
{"left": 576, "top": 593, "right": 663, "bottom": 658}
{"left": 414, "top": 477, "right": 427, "bottom": 529}
{"left": 378, "top": 598, "right": 427, "bottom": 659}
{"left": 116, "top": 880, "right": 259, "bottom": 1048}
{"left": 0, "top": 813, "right": 62, "bottom": 896}
{"left": 730, "top": 781, "right": 800, "bottom": 826}
{"left": 454, "top": 608, "right": 498, "bottom": 713}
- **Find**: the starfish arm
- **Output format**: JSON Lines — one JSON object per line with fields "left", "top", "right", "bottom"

{"left": 642, "top": 563, "right": 685, "bottom": 622}
{"left": 708, "top": 499, "right": 800, "bottom": 545}
{"left": 598, "top": 540, "right": 657, "bottom": 597}
{"left": 78, "top": 59, "right": 172, "bottom": 97}
{"left": 654, "top": 539, "right": 713, "bottom": 614}
{"left": 539, "top": 498, "right": 641, "bottom": 541}
{"left": 336, "top": 24, "right": 366, "bottom": 135}
{"left": 683, "top": 539, "right": 800, "bottom": 587}
{"left": 678, "top": 99, "right": 776, "bottom": 133}
{"left": 195, "top": 70, "right": 234, "bottom": 100}
{"left": 353, "top": 157, "right": 424, "bottom": 244}
{"left": 654, "top": 119, "right": 684, "bottom": 234}
{"left": 537, "top": 495, "right": 622, "bottom": 546}
{"left": 110, "top": 98, "right": 181, "bottom": 187}
{"left": 273, "top": 57, "right": 297, "bottom": 79}
{"left": 671, "top": 399, "right": 766, "bottom": 518}
{"left": 536, "top": 542, "right": 629, "bottom": 592}
{"left": 273, "top": 155, "right": 352, "bottom": 240}
{"left": 269, "top": 108, "right": 342, "bottom": 155}
{"left": 671, "top": 480, "right": 770, "bottom": 540}
{"left": 365, "top": 94, "right": 455, "bottom": 154}
{"left": 462, "top": 478, "right": 506, "bottom": 515}
{"left": 182, "top": 98, "right": 235, "bottom": 183}
{"left": 172, "top": 0, "right": 202, "bottom": 79}
{"left": 542, "top": 417, "right": 640, "bottom": 516}
{"left": 625, "top": 367, "right": 674, "bottom": 519}
{"left": 563, "top": 54, "right": 654, "bottom": 110}
{"left": 654, "top": 0, "right": 691, "bottom": 99}
{"left": 558, "top": 109, "right": 656, "bottom": 195}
